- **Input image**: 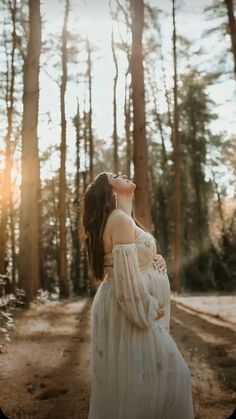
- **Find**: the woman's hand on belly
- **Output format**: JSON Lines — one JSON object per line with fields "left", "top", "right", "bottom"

{"left": 153, "top": 254, "right": 167, "bottom": 274}
{"left": 156, "top": 304, "right": 165, "bottom": 320}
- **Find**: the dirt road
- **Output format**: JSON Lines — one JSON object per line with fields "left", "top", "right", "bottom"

{"left": 0, "top": 297, "right": 235, "bottom": 419}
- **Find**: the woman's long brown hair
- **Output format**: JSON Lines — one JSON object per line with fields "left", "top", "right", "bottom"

{"left": 81, "top": 172, "right": 156, "bottom": 284}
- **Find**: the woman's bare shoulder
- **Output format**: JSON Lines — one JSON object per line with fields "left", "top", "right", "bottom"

{"left": 107, "top": 208, "right": 135, "bottom": 227}
{"left": 107, "top": 209, "right": 136, "bottom": 245}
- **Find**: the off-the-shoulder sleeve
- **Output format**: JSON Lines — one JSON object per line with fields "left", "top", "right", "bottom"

{"left": 112, "top": 243, "right": 160, "bottom": 330}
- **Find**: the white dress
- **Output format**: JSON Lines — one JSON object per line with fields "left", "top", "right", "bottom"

{"left": 88, "top": 226, "right": 194, "bottom": 419}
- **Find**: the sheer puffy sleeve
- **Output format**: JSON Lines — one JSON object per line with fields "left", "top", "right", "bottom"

{"left": 112, "top": 243, "right": 160, "bottom": 330}
{"left": 157, "top": 274, "right": 171, "bottom": 333}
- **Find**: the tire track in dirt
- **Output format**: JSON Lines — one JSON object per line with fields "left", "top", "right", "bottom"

{"left": 170, "top": 300, "right": 236, "bottom": 419}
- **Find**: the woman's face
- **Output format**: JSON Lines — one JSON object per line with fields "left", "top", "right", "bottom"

{"left": 106, "top": 172, "right": 136, "bottom": 194}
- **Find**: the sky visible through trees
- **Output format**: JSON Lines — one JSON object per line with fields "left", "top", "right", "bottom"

{"left": 21, "top": 0, "right": 236, "bottom": 192}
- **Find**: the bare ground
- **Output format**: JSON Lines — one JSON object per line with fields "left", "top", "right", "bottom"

{"left": 0, "top": 296, "right": 235, "bottom": 419}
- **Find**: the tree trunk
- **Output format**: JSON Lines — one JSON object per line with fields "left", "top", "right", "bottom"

{"left": 58, "top": 0, "right": 70, "bottom": 299}
{"left": 0, "top": 0, "right": 17, "bottom": 280}
{"left": 172, "top": 0, "right": 181, "bottom": 292}
{"left": 9, "top": 196, "right": 16, "bottom": 292}
{"left": 225, "top": 0, "right": 236, "bottom": 80}
{"left": 125, "top": 72, "right": 132, "bottom": 179}
{"left": 111, "top": 24, "right": 119, "bottom": 173}
{"left": 130, "top": 0, "right": 152, "bottom": 230}
{"left": 159, "top": 32, "right": 173, "bottom": 148}
{"left": 38, "top": 184, "right": 44, "bottom": 290}
{"left": 19, "top": 0, "right": 41, "bottom": 305}
{"left": 81, "top": 171, "right": 89, "bottom": 293}
{"left": 86, "top": 38, "right": 94, "bottom": 183}
{"left": 72, "top": 102, "right": 82, "bottom": 294}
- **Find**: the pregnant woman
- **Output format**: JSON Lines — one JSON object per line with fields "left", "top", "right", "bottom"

{"left": 82, "top": 171, "right": 194, "bottom": 419}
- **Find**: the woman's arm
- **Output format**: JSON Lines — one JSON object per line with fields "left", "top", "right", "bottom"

{"left": 111, "top": 212, "right": 164, "bottom": 330}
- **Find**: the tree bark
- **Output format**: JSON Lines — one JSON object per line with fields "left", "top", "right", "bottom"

{"left": 72, "top": 102, "right": 82, "bottom": 294}
{"left": 19, "top": 0, "right": 41, "bottom": 305}
{"left": 172, "top": 0, "right": 181, "bottom": 292}
{"left": 111, "top": 24, "right": 119, "bottom": 173}
{"left": 86, "top": 38, "right": 94, "bottom": 183}
{"left": 81, "top": 170, "right": 89, "bottom": 292}
{"left": 130, "top": 0, "right": 152, "bottom": 230}
{"left": 225, "top": 0, "right": 236, "bottom": 80}
{"left": 125, "top": 72, "right": 132, "bottom": 179}
{"left": 0, "top": 0, "right": 17, "bottom": 280}
{"left": 58, "top": 0, "right": 70, "bottom": 298}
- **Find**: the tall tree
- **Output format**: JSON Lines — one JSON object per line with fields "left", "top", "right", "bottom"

{"left": 111, "top": 24, "right": 119, "bottom": 173}
{"left": 172, "top": 0, "right": 181, "bottom": 292}
{"left": 110, "top": 1, "right": 119, "bottom": 172}
{"left": 19, "top": 0, "right": 41, "bottom": 304}
{"left": 125, "top": 73, "right": 132, "bottom": 179}
{"left": 71, "top": 102, "right": 82, "bottom": 294}
{"left": 86, "top": 37, "right": 94, "bottom": 183}
{"left": 0, "top": 0, "right": 17, "bottom": 282}
{"left": 130, "top": 0, "right": 152, "bottom": 230}
{"left": 58, "top": 0, "right": 70, "bottom": 298}
{"left": 225, "top": 0, "right": 236, "bottom": 79}
{"left": 115, "top": 0, "right": 132, "bottom": 177}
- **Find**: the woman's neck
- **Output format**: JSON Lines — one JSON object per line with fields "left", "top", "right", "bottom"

{"left": 116, "top": 193, "right": 133, "bottom": 216}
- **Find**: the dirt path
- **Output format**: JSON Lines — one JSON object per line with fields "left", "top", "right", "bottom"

{"left": 170, "top": 300, "right": 236, "bottom": 419}
{"left": 0, "top": 297, "right": 235, "bottom": 419}
{"left": 0, "top": 298, "right": 92, "bottom": 419}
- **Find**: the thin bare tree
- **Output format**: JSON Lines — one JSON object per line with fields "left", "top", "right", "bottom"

{"left": 110, "top": 1, "right": 119, "bottom": 173}
{"left": 130, "top": 0, "right": 152, "bottom": 230}
{"left": 86, "top": 36, "right": 94, "bottom": 183}
{"left": 0, "top": 0, "right": 17, "bottom": 286}
{"left": 125, "top": 72, "right": 132, "bottom": 179}
{"left": 225, "top": 0, "right": 236, "bottom": 79}
{"left": 58, "top": 0, "right": 70, "bottom": 298}
{"left": 19, "top": 0, "right": 41, "bottom": 304}
{"left": 172, "top": 0, "right": 181, "bottom": 292}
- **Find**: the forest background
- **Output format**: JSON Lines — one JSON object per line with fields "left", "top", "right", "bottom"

{"left": 0, "top": 0, "right": 236, "bottom": 309}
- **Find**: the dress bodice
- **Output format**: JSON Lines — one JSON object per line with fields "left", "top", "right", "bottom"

{"left": 104, "top": 226, "right": 157, "bottom": 277}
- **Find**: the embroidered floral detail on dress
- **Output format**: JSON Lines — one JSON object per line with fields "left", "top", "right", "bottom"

{"left": 134, "top": 296, "right": 141, "bottom": 303}
{"left": 95, "top": 345, "right": 104, "bottom": 357}
{"left": 156, "top": 324, "right": 163, "bottom": 332}
{"left": 117, "top": 294, "right": 125, "bottom": 303}
{"left": 152, "top": 299, "right": 159, "bottom": 311}
{"left": 148, "top": 272, "right": 152, "bottom": 280}
{"left": 143, "top": 238, "right": 151, "bottom": 248}
{"left": 156, "top": 362, "right": 163, "bottom": 370}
